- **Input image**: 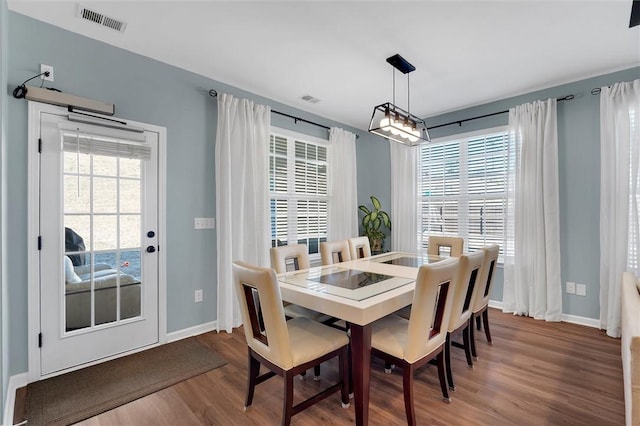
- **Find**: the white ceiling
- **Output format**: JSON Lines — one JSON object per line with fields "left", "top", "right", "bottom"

{"left": 8, "top": 1, "right": 640, "bottom": 131}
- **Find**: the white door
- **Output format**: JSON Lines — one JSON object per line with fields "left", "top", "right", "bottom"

{"left": 38, "top": 111, "right": 159, "bottom": 375}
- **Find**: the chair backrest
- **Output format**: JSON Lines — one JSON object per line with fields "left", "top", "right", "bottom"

{"left": 320, "top": 240, "right": 352, "bottom": 265}
{"left": 472, "top": 245, "right": 500, "bottom": 314}
{"left": 447, "top": 250, "right": 485, "bottom": 332}
{"left": 404, "top": 257, "right": 459, "bottom": 363}
{"left": 232, "top": 261, "right": 294, "bottom": 369}
{"left": 428, "top": 235, "right": 464, "bottom": 257}
{"left": 270, "top": 244, "right": 310, "bottom": 274}
{"left": 348, "top": 237, "right": 372, "bottom": 259}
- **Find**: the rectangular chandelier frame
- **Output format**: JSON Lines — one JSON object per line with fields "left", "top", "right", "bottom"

{"left": 368, "top": 102, "right": 430, "bottom": 147}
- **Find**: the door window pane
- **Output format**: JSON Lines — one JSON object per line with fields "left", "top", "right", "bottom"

{"left": 93, "top": 177, "right": 118, "bottom": 213}
{"left": 119, "top": 179, "right": 141, "bottom": 214}
{"left": 93, "top": 215, "right": 117, "bottom": 250}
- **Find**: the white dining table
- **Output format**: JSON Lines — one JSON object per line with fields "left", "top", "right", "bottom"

{"left": 277, "top": 251, "right": 443, "bottom": 426}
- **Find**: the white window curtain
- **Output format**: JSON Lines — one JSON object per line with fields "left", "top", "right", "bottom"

{"left": 215, "top": 93, "right": 271, "bottom": 333}
{"left": 599, "top": 79, "right": 640, "bottom": 338}
{"left": 328, "top": 127, "right": 358, "bottom": 240}
{"left": 390, "top": 142, "right": 417, "bottom": 252}
{"left": 503, "top": 98, "right": 562, "bottom": 321}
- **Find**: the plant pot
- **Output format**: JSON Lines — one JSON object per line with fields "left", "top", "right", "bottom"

{"left": 370, "top": 237, "right": 384, "bottom": 254}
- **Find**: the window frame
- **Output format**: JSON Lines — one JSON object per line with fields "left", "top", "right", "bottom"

{"left": 418, "top": 126, "right": 509, "bottom": 263}
{"left": 269, "top": 127, "right": 330, "bottom": 263}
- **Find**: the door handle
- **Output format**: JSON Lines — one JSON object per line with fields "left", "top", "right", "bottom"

{"left": 146, "top": 246, "right": 156, "bottom": 253}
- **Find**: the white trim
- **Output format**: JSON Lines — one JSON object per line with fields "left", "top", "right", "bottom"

{"left": 271, "top": 126, "right": 328, "bottom": 146}
{"left": 166, "top": 321, "right": 218, "bottom": 343}
{"left": 490, "top": 300, "right": 600, "bottom": 329}
{"left": 3, "top": 373, "right": 27, "bottom": 426}
{"left": 561, "top": 313, "right": 600, "bottom": 329}
{"left": 26, "top": 101, "right": 168, "bottom": 381}
{"left": 429, "top": 125, "right": 508, "bottom": 145}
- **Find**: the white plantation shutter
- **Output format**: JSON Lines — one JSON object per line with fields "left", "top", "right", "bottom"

{"left": 628, "top": 108, "right": 640, "bottom": 271}
{"left": 419, "top": 128, "right": 509, "bottom": 260}
{"left": 269, "top": 130, "right": 329, "bottom": 255}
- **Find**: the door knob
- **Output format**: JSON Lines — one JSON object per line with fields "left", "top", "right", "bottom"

{"left": 146, "top": 246, "right": 156, "bottom": 253}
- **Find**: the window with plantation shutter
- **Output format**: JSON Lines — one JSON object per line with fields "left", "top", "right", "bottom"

{"left": 419, "top": 127, "right": 509, "bottom": 262}
{"left": 269, "top": 129, "right": 329, "bottom": 257}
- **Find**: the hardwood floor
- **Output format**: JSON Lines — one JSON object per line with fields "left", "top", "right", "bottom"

{"left": 15, "top": 308, "right": 625, "bottom": 425}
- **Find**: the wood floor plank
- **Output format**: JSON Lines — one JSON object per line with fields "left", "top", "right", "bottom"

{"left": 16, "top": 308, "right": 625, "bottom": 425}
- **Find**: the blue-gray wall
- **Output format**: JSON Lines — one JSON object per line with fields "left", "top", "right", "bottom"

{"left": 5, "top": 6, "right": 639, "bottom": 388}
{"left": 6, "top": 11, "right": 377, "bottom": 379}
{"left": 1, "top": 0, "right": 8, "bottom": 419}
{"left": 358, "top": 66, "right": 640, "bottom": 318}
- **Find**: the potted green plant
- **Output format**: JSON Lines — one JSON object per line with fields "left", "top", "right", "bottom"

{"left": 358, "top": 195, "right": 391, "bottom": 253}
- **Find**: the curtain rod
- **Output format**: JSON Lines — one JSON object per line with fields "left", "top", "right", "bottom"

{"left": 426, "top": 94, "right": 575, "bottom": 131}
{"left": 209, "top": 89, "right": 359, "bottom": 138}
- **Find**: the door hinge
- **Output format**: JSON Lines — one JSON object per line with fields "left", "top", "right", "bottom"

{"left": 38, "top": 333, "right": 42, "bottom": 348}
{"left": 37, "top": 236, "right": 42, "bottom": 250}
{"left": 38, "top": 138, "right": 42, "bottom": 153}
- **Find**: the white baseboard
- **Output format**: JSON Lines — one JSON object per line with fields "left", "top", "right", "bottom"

{"left": 488, "top": 299, "right": 600, "bottom": 329}
{"left": 561, "top": 313, "right": 600, "bottom": 328}
{"left": 166, "top": 321, "right": 217, "bottom": 343}
{"left": 3, "top": 373, "right": 27, "bottom": 426}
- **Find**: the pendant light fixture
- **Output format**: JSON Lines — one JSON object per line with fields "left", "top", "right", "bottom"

{"left": 368, "top": 54, "right": 430, "bottom": 146}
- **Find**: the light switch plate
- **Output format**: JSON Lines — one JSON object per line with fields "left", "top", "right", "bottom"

{"left": 194, "top": 289, "right": 203, "bottom": 303}
{"left": 576, "top": 283, "right": 586, "bottom": 296}
{"left": 194, "top": 217, "right": 215, "bottom": 229}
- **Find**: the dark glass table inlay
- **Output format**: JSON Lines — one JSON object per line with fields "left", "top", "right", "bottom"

{"left": 382, "top": 256, "right": 431, "bottom": 267}
{"left": 310, "top": 269, "right": 394, "bottom": 290}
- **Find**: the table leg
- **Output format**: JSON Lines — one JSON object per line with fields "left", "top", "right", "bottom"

{"left": 350, "top": 323, "right": 372, "bottom": 426}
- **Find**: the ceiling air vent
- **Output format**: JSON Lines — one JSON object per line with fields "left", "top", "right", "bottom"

{"left": 77, "top": 6, "right": 127, "bottom": 33}
{"left": 301, "top": 94, "right": 321, "bottom": 104}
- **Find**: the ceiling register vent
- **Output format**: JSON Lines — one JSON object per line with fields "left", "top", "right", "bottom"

{"left": 77, "top": 6, "right": 127, "bottom": 33}
{"left": 301, "top": 94, "right": 321, "bottom": 104}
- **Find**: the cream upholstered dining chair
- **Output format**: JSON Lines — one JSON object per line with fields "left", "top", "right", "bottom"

{"left": 270, "top": 244, "right": 311, "bottom": 274}
{"left": 394, "top": 235, "right": 464, "bottom": 322}
{"left": 444, "top": 250, "right": 485, "bottom": 391}
{"left": 469, "top": 245, "right": 500, "bottom": 360}
{"left": 320, "top": 240, "right": 352, "bottom": 265}
{"left": 370, "top": 257, "right": 459, "bottom": 425}
{"left": 270, "top": 244, "right": 336, "bottom": 379}
{"left": 428, "top": 235, "right": 464, "bottom": 257}
{"left": 232, "top": 261, "right": 350, "bottom": 426}
{"left": 348, "top": 236, "right": 372, "bottom": 260}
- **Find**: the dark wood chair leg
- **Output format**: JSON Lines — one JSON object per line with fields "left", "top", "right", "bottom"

{"left": 339, "top": 347, "right": 350, "bottom": 406}
{"left": 436, "top": 351, "right": 451, "bottom": 403}
{"left": 476, "top": 315, "right": 482, "bottom": 330}
{"left": 282, "top": 371, "right": 294, "bottom": 426}
{"left": 482, "top": 309, "right": 492, "bottom": 344}
{"left": 463, "top": 325, "right": 473, "bottom": 367}
{"left": 384, "top": 361, "right": 393, "bottom": 373}
{"left": 402, "top": 364, "right": 417, "bottom": 426}
{"left": 445, "top": 333, "right": 455, "bottom": 391}
{"left": 245, "top": 352, "right": 260, "bottom": 408}
{"left": 313, "top": 364, "right": 321, "bottom": 380}
{"left": 470, "top": 316, "right": 478, "bottom": 359}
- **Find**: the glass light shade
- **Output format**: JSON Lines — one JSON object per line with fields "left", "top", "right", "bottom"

{"left": 379, "top": 117, "right": 392, "bottom": 131}
{"left": 408, "top": 129, "right": 419, "bottom": 142}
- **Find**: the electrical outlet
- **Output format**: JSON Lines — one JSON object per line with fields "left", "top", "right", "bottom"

{"left": 194, "top": 289, "right": 203, "bottom": 303}
{"left": 576, "top": 283, "right": 587, "bottom": 296}
{"left": 40, "top": 64, "right": 54, "bottom": 82}
{"left": 566, "top": 281, "right": 576, "bottom": 294}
